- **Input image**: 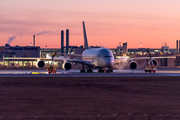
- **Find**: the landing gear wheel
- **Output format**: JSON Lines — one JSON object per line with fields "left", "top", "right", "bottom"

{"left": 98, "top": 70, "right": 103, "bottom": 73}
{"left": 80, "top": 70, "right": 85, "bottom": 73}
{"left": 87, "top": 70, "right": 93, "bottom": 73}
{"left": 106, "top": 70, "right": 112, "bottom": 73}
{"left": 98, "top": 70, "right": 100, "bottom": 73}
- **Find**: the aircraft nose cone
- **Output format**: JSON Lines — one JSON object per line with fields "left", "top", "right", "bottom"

{"left": 106, "top": 59, "right": 112, "bottom": 67}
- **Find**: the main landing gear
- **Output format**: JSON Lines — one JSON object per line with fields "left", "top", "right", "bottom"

{"left": 80, "top": 69, "right": 93, "bottom": 73}
{"left": 98, "top": 69, "right": 104, "bottom": 73}
{"left": 80, "top": 65, "right": 93, "bottom": 73}
{"left": 80, "top": 65, "right": 113, "bottom": 73}
{"left": 80, "top": 69, "right": 85, "bottom": 73}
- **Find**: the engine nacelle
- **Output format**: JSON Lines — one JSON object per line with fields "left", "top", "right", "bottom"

{"left": 148, "top": 59, "right": 158, "bottom": 66}
{"left": 129, "top": 61, "right": 137, "bottom": 70}
{"left": 62, "top": 62, "right": 72, "bottom": 70}
{"left": 36, "top": 60, "right": 45, "bottom": 68}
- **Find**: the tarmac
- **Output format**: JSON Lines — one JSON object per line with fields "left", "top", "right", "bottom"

{"left": 0, "top": 68, "right": 180, "bottom": 118}
{"left": 0, "top": 68, "right": 180, "bottom": 77}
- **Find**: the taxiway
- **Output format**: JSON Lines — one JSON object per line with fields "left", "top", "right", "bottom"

{"left": 0, "top": 69, "right": 180, "bottom": 77}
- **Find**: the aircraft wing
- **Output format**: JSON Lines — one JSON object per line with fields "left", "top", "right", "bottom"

{"left": 46, "top": 53, "right": 95, "bottom": 67}
{"left": 3, "top": 57, "right": 61, "bottom": 60}
{"left": 129, "top": 56, "right": 176, "bottom": 60}
{"left": 67, "top": 59, "right": 94, "bottom": 67}
{"left": 4, "top": 56, "right": 95, "bottom": 67}
{"left": 113, "top": 56, "right": 130, "bottom": 64}
{"left": 3, "top": 55, "right": 72, "bottom": 61}
{"left": 113, "top": 55, "right": 175, "bottom": 64}
{"left": 52, "top": 57, "right": 95, "bottom": 67}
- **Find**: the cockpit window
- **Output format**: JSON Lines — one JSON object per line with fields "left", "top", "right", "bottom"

{"left": 104, "top": 56, "right": 112, "bottom": 58}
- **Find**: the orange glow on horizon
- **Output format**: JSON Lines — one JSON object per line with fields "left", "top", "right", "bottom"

{"left": 1, "top": 0, "right": 180, "bottom": 49}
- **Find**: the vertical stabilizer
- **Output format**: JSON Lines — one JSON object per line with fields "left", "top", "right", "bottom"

{"left": 82, "top": 21, "right": 89, "bottom": 49}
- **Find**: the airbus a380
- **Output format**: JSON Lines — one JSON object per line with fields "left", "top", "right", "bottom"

{"left": 4, "top": 21, "right": 175, "bottom": 73}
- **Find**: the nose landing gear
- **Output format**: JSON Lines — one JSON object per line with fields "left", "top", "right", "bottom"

{"left": 98, "top": 67, "right": 113, "bottom": 73}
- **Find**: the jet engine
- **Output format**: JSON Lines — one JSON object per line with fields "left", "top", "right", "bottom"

{"left": 36, "top": 60, "right": 45, "bottom": 68}
{"left": 62, "top": 62, "right": 72, "bottom": 70}
{"left": 148, "top": 59, "right": 158, "bottom": 66}
{"left": 129, "top": 61, "right": 137, "bottom": 70}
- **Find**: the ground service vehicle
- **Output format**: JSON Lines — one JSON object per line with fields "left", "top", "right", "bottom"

{"left": 145, "top": 66, "right": 157, "bottom": 73}
{"left": 47, "top": 65, "right": 56, "bottom": 74}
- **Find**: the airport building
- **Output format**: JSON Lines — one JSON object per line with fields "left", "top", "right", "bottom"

{"left": 0, "top": 44, "right": 176, "bottom": 69}
{"left": 0, "top": 29, "right": 179, "bottom": 69}
{"left": 0, "top": 44, "right": 40, "bottom": 68}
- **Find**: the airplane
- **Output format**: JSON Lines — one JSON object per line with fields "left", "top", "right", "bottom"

{"left": 3, "top": 21, "right": 175, "bottom": 73}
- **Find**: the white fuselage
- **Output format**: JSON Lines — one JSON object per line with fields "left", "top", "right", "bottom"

{"left": 82, "top": 48, "right": 114, "bottom": 67}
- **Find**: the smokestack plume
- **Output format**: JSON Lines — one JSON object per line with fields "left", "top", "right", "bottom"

{"left": 61, "top": 30, "right": 64, "bottom": 55}
{"left": 35, "top": 31, "right": 50, "bottom": 35}
{"left": 66, "top": 29, "right": 69, "bottom": 54}
{"left": 7, "top": 36, "right": 16, "bottom": 44}
{"left": 176, "top": 40, "right": 178, "bottom": 53}
{"left": 33, "top": 35, "right": 35, "bottom": 47}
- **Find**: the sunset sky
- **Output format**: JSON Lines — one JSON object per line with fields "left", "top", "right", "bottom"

{"left": 1, "top": 0, "right": 180, "bottom": 48}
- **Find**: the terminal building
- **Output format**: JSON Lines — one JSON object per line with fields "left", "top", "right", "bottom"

{"left": 0, "top": 44, "right": 40, "bottom": 68}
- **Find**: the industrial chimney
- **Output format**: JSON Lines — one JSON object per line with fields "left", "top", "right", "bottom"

{"left": 33, "top": 35, "right": 35, "bottom": 47}
{"left": 176, "top": 40, "right": 178, "bottom": 53}
{"left": 179, "top": 40, "right": 180, "bottom": 53}
{"left": 66, "top": 29, "right": 69, "bottom": 54}
{"left": 61, "top": 30, "right": 64, "bottom": 55}
{"left": 123, "top": 42, "right": 128, "bottom": 54}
